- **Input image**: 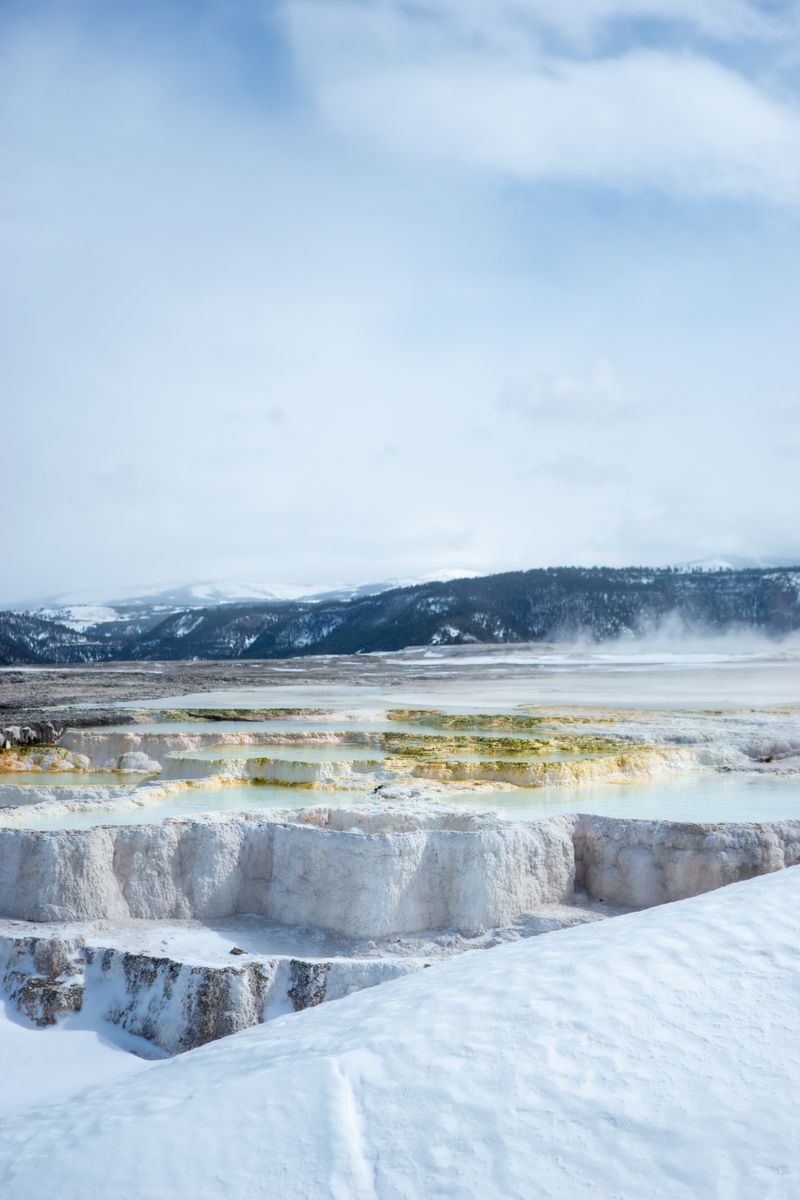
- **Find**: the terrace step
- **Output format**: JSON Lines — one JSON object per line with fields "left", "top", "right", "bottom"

{"left": 0, "top": 903, "right": 603, "bottom": 1054}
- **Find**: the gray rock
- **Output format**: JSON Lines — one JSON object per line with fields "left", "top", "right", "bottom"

{"left": 1, "top": 935, "right": 84, "bottom": 1026}
{"left": 288, "top": 959, "right": 331, "bottom": 1011}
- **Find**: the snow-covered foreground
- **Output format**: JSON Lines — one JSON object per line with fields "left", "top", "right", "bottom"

{"left": 0, "top": 994, "right": 155, "bottom": 1117}
{"left": 2, "top": 867, "right": 798, "bottom": 1200}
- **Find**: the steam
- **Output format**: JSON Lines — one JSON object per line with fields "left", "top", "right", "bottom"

{"left": 582, "top": 614, "right": 800, "bottom": 658}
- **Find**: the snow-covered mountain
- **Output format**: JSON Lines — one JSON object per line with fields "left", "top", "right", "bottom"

{"left": 3, "top": 565, "right": 800, "bottom": 665}
{"left": 677, "top": 555, "right": 800, "bottom": 572}
{"left": 19, "top": 570, "right": 482, "bottom": 630}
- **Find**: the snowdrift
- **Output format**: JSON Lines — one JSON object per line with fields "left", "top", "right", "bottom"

{"left": 1, "top": 867, "right": 798, "bottom": 1199}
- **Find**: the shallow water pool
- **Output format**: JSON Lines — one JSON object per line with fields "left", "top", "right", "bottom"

{"left": 171, "top": 744, "right": 386, "bottom": 763}
{"left": 10, "top": 785, "right": 366, "bottom": 830}
{"left": 8, "top": 771, "right": 800, "bottom": 831}
{"left": 87, "top": 718, "right": 574, "bottom": 741}
{"left": 449, "top": 772, "right": 800, "bottom": 824}
{"left": 0, "top": 772, "right": 150, "bottom": 789}
{"left": 170, "top": 743, "right": 591, "bottom": 765}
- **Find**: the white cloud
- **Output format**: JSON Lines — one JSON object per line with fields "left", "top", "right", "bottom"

{"left": 284, "top": 1, "right": 800, "bottom": 203}
{"left": 367, "top": 0, "right": 791, "bottom": 48}
{"left": 497, "top": 363, "right": 631, "bottom": 425}
{"left": 1, "top": 4, "right": 799, "bottom": 595}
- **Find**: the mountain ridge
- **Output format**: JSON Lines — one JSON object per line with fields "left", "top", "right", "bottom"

{"left": 2, "top": 565, "right": 800, "bottom": 666}
{"left": 11, "top": 569, "right": 481, "bottom": 615}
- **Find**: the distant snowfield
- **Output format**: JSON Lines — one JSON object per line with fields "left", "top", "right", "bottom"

{"left": 2, "top": 868, "right": 798, "bottom": 1199}
{"left": 407, "top": 633, "right": 800, "bottom": 669}
{"left": 412, "top": 648, "right": 790, "bottom": 666}
{"left": 131, "top": 652, "right": 800, "bottom": 709}
{"left": 16, "top": 569, "right": 482, "bottom": 617}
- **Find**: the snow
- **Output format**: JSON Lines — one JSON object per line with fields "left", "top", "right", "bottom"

{"left": 120, "top": 648, "right": 800, "bottom": 707}
{"left": 677, "top": 555, "right": 800, "bottom": 572}
{"left": 33, "top": 604, "right": 119, "bottom": 631}
{"left": 171, "top": 614, "right": 205, "bottom": 638}
{"left": 0, "top": 907, "right": 599, "bottom": 970}
{"left": 3, "top": 660, "right": 800, "bottom": 1195}
{"left": 16, "top": 570, "right": 483, "bottom": 614}
{"left": 414, "top": 649, "right": 783, "bottom": 665}
{"left": 1, "top": 867, "right": 798, "bottom": 1198}
{"left": 0, "top": 994, "right": 153, "bottom": 1116}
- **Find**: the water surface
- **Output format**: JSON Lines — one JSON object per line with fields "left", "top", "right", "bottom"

{"left": 13, "top": 772, "right": 800, "bottom": 831}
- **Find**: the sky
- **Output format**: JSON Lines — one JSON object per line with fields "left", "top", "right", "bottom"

{"left": 2, "top": 0, "right": 800, "bottom": 602}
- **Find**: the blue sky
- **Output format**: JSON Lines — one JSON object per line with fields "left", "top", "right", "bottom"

{"left": 2, "top": 0, "right": 800, "bottom": 599}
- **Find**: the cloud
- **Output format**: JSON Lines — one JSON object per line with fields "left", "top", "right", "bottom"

{"left": 358, "top": 0, "right": 791, "bottom": 49}
{"left": 283, "top": 1, "right": 800, "bottom": 203}
{"left": 496, "top": 363, "right": 631, "bottom": 426}
{"left": 540, "top": 455, "right": 632, "bottom": 487}
{"left": 1, "top": 2, "right": 799, "bottom": 596}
